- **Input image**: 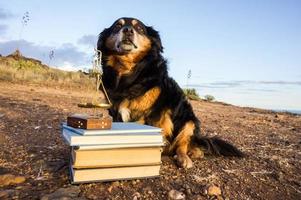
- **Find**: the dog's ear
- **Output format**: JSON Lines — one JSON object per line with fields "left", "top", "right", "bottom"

{"left": 146, "top": 26, "right": 163, "bottom": 53}
{"left": 97, "top": 28, "right": 110, "bottom": 52}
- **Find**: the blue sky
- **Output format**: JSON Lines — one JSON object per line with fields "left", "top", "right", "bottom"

{"left": 0, "top": 0, "right": 300, "bottom": 110}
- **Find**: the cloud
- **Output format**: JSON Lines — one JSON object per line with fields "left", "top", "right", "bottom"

{"left": 57, "top": 61, "right": 81, "bottom": 71}
{"left": 257, "top": 81, "right": 301, "bottom": 85}
{"left": 0, "top": 24, "right": 8, "bottom": 35}
{"left": 0, "top": 39, "right": 90, "bottom": 69}
{"left": 209, "top": 81, "right": 242, "bottom": 87}
{"left": 51, "top": 43, "right": 91, "bottom": 67}
{"left": 188, "top": 81, "right": 242, "bottom": 89}
{"left": 187, "top": 80, "right": 301, "bottom": 89}
{"left": 187, "top": 84, "right": 231, "bottom": 89}
{"left": 77, "top": 34, "right": 98, "bottom": 47}
{"left": 0, "top": 8, "right": 13, "bottom": 36}
{"left": 246, "top": 88, "right": 277, "bottom": 93}
{"left": 0, "top": 8, "right": 13, "bottom": 19}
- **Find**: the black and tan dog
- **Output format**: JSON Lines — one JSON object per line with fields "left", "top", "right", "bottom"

{"left": 97, "top": 17, "right": 243, "bottom": 168}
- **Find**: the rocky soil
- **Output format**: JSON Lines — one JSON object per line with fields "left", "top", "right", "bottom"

{"left": 0, "top": 83, "right": 300, "bottom": 199}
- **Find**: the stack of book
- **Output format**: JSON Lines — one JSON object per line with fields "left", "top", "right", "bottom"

{"left": 61, "top": 122, "right": 163, "bottom": 183}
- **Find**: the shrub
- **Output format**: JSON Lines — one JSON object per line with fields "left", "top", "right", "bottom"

{"left": 183, "top": 88, "right": 201, "bottom": 101}
{"left": 0, "top": 55, "right": 95, "bottom": 91}
{"left": 204, "top": 94, "right": 215, "bottom": 102}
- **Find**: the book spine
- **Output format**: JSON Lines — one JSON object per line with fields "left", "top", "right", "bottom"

{"left": 72, "top": 147, "right": 162, "bottom": 168}
{"left": 71, "top": 165, "right": 160, "bottom": 183}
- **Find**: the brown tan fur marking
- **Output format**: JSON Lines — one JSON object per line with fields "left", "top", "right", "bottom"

{"left": 188, "top": 146, "right": 204, "bottom": 159}
{"left": 118, "top": 87, "right": 161, "bottom": 121}
{"left": 136, "top": 117, "right": 145, "bottom": 125}
{"left": 129, "top": 87, "right": 161, "bottom": 111}
{"left": 118, "top": 19, "right": 125, "bottom": 25}
{"left": 153, "top": 109, "right": 173, "bottom": 139}
{"left": 170, "top": 121, "right": 195, "bottom": 168}
{"left": 131, "top": 19, "right": 138, "bottom": 26}
{"left": 119, "top": 98, "right": 130, "bottom": 109}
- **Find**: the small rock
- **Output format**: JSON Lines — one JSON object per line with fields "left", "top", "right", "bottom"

{"left": 193, "top": 175, "right": 206, "bottom": 183}
{"left": 111, "top": 181, "right": 120, "bottom": 187}
{"left": 185, "top": 188, "right": 192, "bottom": 195}
{"left": 168, "top": 189, "right": 185, "bottom": 200}
{"left": 107, "top": 185, "right": 113, "bottom": 193}
{"left": 271, "top": 155, "right": 279, "bottom": 160}
{"left": 15, "top": 186, "right": 23, "bottom": 190}
{"left": 86, "top": 194, "right": 98, "bottom": 200}
{"left": 34, "top": 126, "right": 41, "bottom": 130}
{"left": 132, "top": 192, "right": 141, "bottom": 200}
{"left": 0, "top": 191, "right": 8, "bottom": 198}
{"left": 0, "top": 174, "right": 26, "bottom": 186}
{"left": 0, "top": 190, "right": 15, "bottom": 198}
{"left": 0, "top": 167, "right": 9, "bottom": 174}
{"left": 207, "top": 185, "right": 222, "bottom": 196}
{"left": 0, "top": 134, "right": 6, "bottom": 144}
{"left": 40, "top": 186, "right": 82, "bottom": 200}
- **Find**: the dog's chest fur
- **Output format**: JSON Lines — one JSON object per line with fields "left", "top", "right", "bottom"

{"left": 106, "top": 51, "right": 149, "bottom": 76}
{"left": 119, "top": 86, "right": 161, "bottom": 122}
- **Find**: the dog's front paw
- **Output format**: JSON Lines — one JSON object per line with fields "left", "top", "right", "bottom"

{"left": 119, "top": 107, "right": 131, "bottom": 122}
{"left": 176, "top": 154, "right": 193, "bottom": 169}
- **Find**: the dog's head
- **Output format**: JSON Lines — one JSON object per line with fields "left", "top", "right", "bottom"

{"left": 97, "top": 17, "right": 163, "bottom": 56}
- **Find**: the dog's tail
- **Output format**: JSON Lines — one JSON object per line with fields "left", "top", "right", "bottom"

{"left": 193, "top": 135, "right": 244, "bottom": 157}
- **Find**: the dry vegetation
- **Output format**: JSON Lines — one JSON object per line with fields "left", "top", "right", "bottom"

{"left": 0, "top": 50, "right": 94, "bottom": 90}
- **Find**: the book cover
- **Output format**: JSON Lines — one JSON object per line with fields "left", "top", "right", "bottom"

{"left": 70, "top": 165, "right": 160, "bottom": 183}
{"left": 72, "top": 147, "right": 162, "bottom": 168}
{"left": 62, "top": 128, "right": 163, "bottom": 146}
{"left": 62, "top": 122, "right": 161, "bottom": 135}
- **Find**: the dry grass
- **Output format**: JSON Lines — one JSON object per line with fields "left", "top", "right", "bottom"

{"left": 183, "top": 88, "right": 201, "bottom": 101}
{"left": 0, "top": 56, "right": 95, "bottom": 90}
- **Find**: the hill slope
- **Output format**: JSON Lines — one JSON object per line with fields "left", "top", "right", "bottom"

{"left": 0, "top": 50, "right": 94, "bottom": 90}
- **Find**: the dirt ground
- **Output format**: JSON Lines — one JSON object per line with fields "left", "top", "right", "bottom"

{"left": 0, "top": 82, "right": 300, "bottom": 200}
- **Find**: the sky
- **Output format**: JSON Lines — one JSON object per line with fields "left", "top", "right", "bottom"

{"left": 0, "top": 0, "right": 300, "bottom": 111}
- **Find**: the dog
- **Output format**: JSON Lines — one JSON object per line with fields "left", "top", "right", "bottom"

{"left": 97, "top": 17, "right": 243, "bottom": 168}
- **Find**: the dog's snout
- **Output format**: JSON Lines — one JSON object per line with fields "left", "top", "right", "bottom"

{"left": 122, "top": 26, "right": 134, "bottom": 35}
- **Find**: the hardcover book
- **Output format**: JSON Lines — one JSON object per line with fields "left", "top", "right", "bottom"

{"left": 71, "top": 147, "right": 162, "bottom": 168}
{"left": 62, "top": 128, "right": 163, "bottom": 146}
{"left": 70, "top": 165, "right": 160, "bottom": 183}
